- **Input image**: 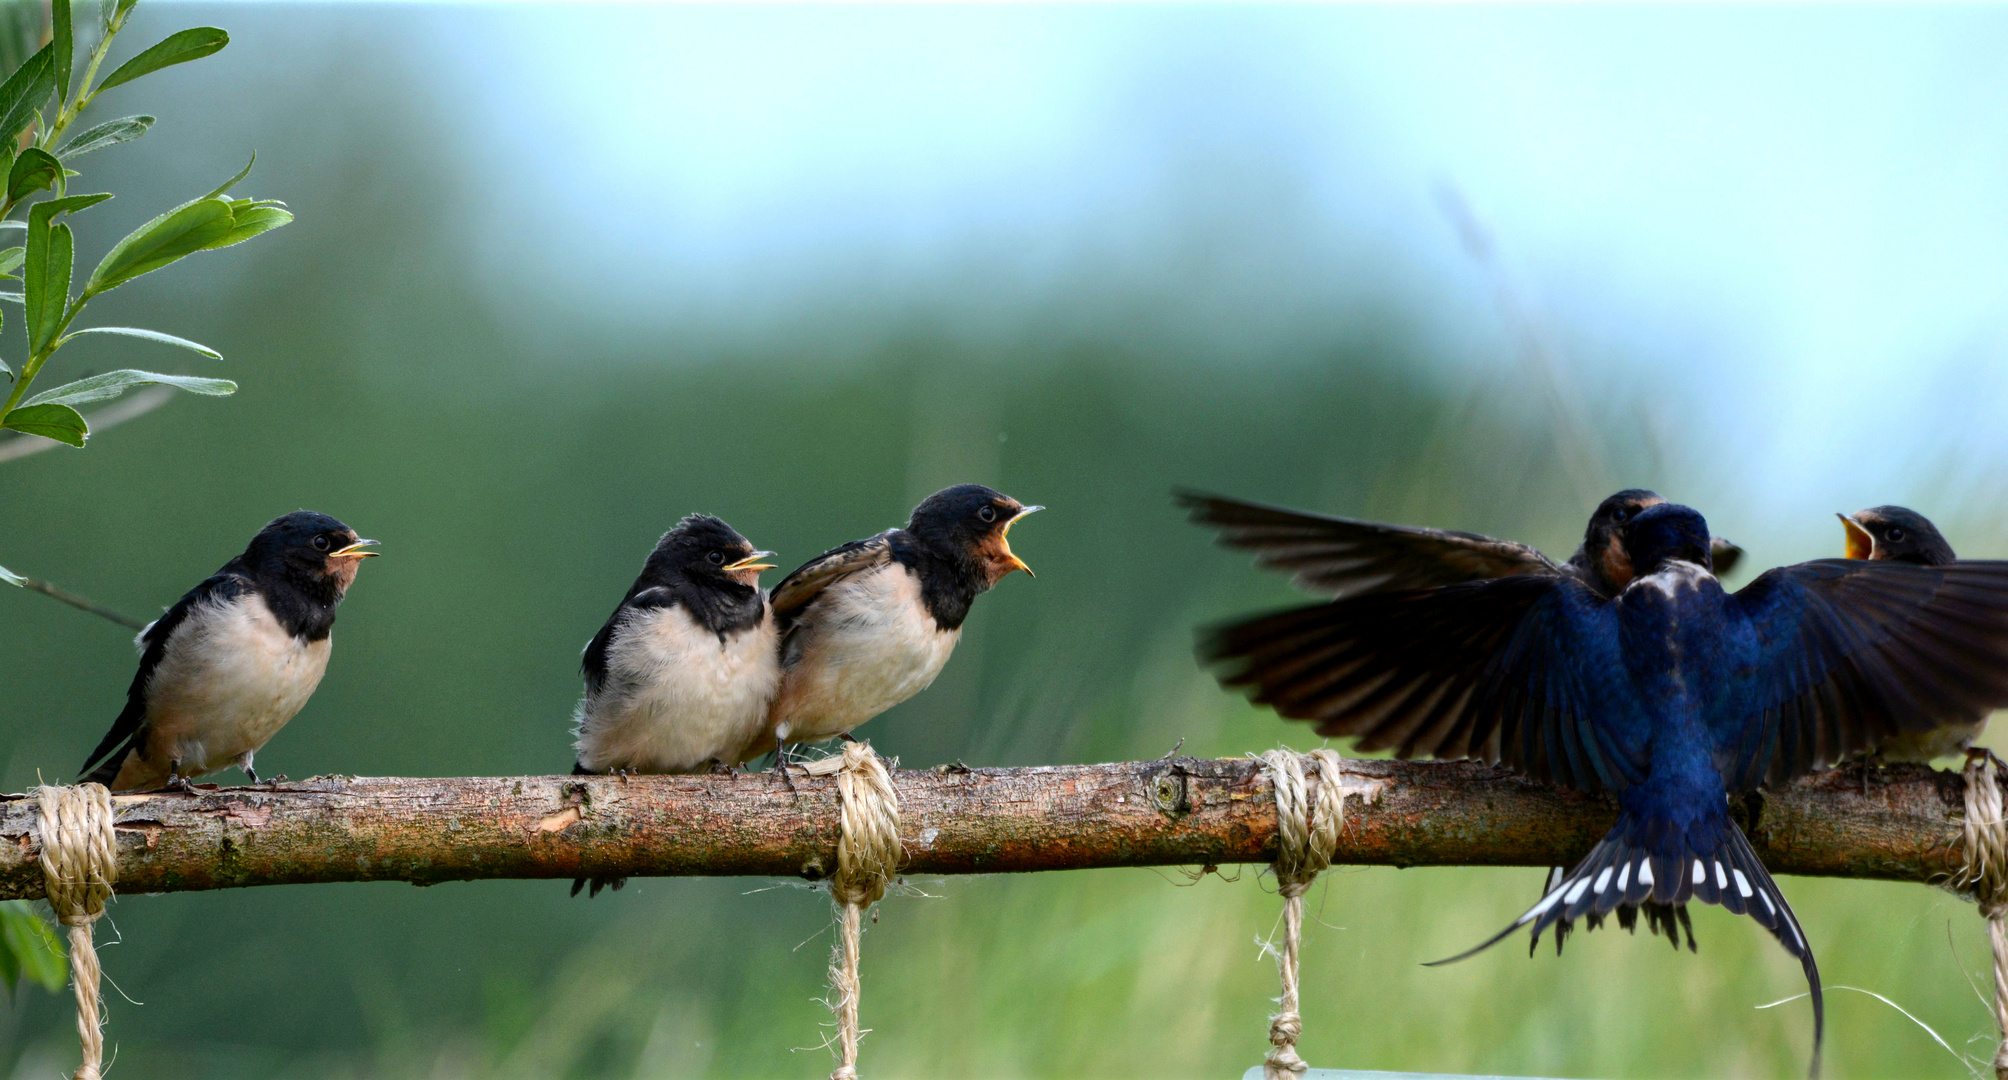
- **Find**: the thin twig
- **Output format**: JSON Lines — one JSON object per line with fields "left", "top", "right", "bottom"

{"left": 17, "top": 577, "right": 145, "bottom": 630}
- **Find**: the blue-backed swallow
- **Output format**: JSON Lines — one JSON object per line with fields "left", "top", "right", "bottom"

{"left": 1179, "top": 488, "right": 1744, "bottom": 599}
{"left": 80, "top": 512, "right": 379, "bottom": 791}
{"left": 757, "top": 485, "right": 1039, "bottom": 764}
{"left": 569, "top": 515, "right": 778, "bottom": 896}
{"left": 1839, "top": 506, "right": 1985, "bottom": 762}
{"left": 1204, "top": 501, "right": 2008, "bottom": 1075}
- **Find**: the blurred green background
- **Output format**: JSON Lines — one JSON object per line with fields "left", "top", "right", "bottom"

{"left": 4, "top": 3, "right": 2008, "bottom": 1077}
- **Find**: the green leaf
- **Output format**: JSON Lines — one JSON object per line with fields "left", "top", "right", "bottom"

{"left": 2, "top": 401, "right": 85, "bottom": 445}
{"left": 0, "top": 245, "right": 21, "bottom": 275}
{"left": 6, "top": 147, "right": 60, "bottom": 203}
{"left": 84, "top": 197, "right": 231, "bottom": 296}
{"left": 0, "top": 45, "right": 53, "bottom": 146}
{"left": 203, "top": 153, "right": 256, "bottom": 201}
{"left": 97, "top": 27, "right": 228, "bottom": 93}
{"left": 205, "top": 202, "right": 292, "bottom": 251}
{"left": 105, "top": 0, "right": 137, "bottom": 36}
{"left": 56, "top": 114, "right": 153, "bottom": 159}
{"left": 0, "top": 564, "right": 21, "bottom": 587}
{"left": 0, "top": 901, "right": 66, "bottom": 994}
{"left": 24, "top": 369, "right": 234, "bottom": 408}
{"left": 24, "top": 220, "right": 71, "bottom": 354}
{"left": 60, "top": 326, "right": 220, "bottom": 359}
{"left": 51, "top": 0, "right": 72, "bottom": 107}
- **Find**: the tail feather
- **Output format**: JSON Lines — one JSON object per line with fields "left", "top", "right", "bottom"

{"left": 80, "top": 740, "right": 135, "bottom": 788}
{"left": 1432, "top": 815, "right": 1824, "bottom": 1077}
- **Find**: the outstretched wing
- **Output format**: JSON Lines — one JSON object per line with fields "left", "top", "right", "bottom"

{"left": 79, "top": 572, "right": 248, "bottom": 781}
{"left": 1717, "top": 558, "right": 2008, "bottom": 789}
{"left": 769, "top": 533, "right": 894, "bottom": 627}
{"left": 1202, "top": 575, "right": 1645, "bottom": 793}
{"left": 1179, "top": 491, "right": 1565, "bottom": 599}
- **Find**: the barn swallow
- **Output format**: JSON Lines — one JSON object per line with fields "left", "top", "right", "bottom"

{"left": 569, "top": 515, "right": 778, "bottom": 897}
{"left": 1204, "top": 501, "right": 2008, "bottom": 1075}
{"left": 1839, "top": 507, "right": 1981, "bottom": 762}
{"left": 79, "top": 512, "right": 379, "bottom": 791}
{"left": 758, "top": 484, "right": 1038, "bottom": 765}
{"left": 1180, "top": 488, "right": 1743, "bottom": 600}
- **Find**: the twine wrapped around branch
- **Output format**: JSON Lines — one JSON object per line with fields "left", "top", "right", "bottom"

{"left": 1958, "top": 753, "right": 2008, "bottom": 1080}
{"left": 35, "top": 784, "right": 118, "bottom": 1080}
{"left": 825, "top": 741, "right": 902, "bottom": 1080}
{"left": 1256, "top": 749, "right": 1380, "bottom": 1080}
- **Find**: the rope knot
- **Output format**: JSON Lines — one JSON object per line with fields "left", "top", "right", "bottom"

{"left": 1256, "top": 749, "right": 1379, "bottom": 1080}
{"left": 825, "top": 741, "right": 902, "bottom": 1080}
{"left": 1958, "top": 753, "right": 2008, "bottom": 1080}
{"left": 35, "top": 784, "right": 118, "bottom": 1080}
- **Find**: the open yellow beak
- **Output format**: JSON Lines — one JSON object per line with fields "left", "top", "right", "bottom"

{"left": 1000, "top": 505, "right": 1042, "bottom": 577}
{"left": 723, "top": 550, "right": 777, "bottom": 573}
{"left": 1837, "top": 514, "right": 1875, "bottom": 560}
{"left": 331, "top": 539, "right": 380, "bottom": 559}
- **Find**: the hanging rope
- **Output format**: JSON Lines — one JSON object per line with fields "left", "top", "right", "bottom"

{"left": 825, "top": 741, "right": 903, "bottom": 1080}
{"left": 1959, "top": 752, "right": 2008, "bottom": 1080}
{"left": 35, "top": 784, "right": 118, "bottom": 1080}
{"left": 1257, "top": 749, "right": 1378, "bottom": 1079}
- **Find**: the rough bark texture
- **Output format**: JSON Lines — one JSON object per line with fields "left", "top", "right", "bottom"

{"left": 0, "top": 758, "right": 1974, "bottom": 900}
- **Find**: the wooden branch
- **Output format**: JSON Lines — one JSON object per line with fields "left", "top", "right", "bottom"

{"left": 0, "top": 757, "right": 1972, "bottom": 901}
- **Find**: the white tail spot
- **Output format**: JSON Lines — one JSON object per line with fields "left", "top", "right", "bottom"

{"left": 1692, "top": 859, "right": 1706, "bottom": 885}
{"left": 1616, "top": 862, "right": 1631, "bottom": 892}
{"left": 1732, "top": 869, "right": 1753, "bottom": 898}
{"left": 1638, "top": 859, "right": 1654, "bottom": 887}
{"left": 1593, "top": 866, "right": 1614, "bottom": 894}
{"left": 1714, "top": 861, "right": 1729, "bottom": 890}
{"left": 1522, "top": 887, "right": 1566, "bottom": 924}
{"left": 1564, "top": 876, "right": 1592, "bottom": 904}
{"left": 1758, "top": 890, "right": 1776, "bottom": 916}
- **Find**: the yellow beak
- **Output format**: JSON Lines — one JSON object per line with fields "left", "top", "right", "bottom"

{"left": 331, "top": 539, "right": 380, "bottom": 559}
{"left": 1837, "top": 514, "right": 1875, "bottom": 560}
{"left": 1000, "top": 505, "right": 1042, "bottom": 577}
{"left": 723, "top": 550, "right": 777, "bottom": 573}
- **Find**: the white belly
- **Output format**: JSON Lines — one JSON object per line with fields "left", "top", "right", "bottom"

{"left": 573, "top": 605, "right": 781, "bottom": 772}
{"left": 769, "top": 563, "right": 960, "bottom": 745}
{"left": 139, "top": 593, "right": 330, "bottom": 779}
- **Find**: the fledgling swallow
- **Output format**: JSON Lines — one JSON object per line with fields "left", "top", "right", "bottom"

{"left": 1839, "top": 506, "right": 1980, "bottom": 762}
{"left": 1203, "top": 501, "right": 2008, "bottom": 1075}
{"left": 1179, "top": 487, "right": 1743, "bottom": 600}
{"left": 79, "top": 512, "right": 379, "bottom": 791}
{"left": 758, "top": 484, "right": 1039, "bottom": 763}
{"left": 569, "top": 515, "right": 778, "bottom": 897}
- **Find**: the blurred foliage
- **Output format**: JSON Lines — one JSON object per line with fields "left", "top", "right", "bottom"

{"left": 0, "top": 5, "right": 1997, "bottom": 1079}
{"left": 0, "top": 903, "right": 61, "bottom": 997}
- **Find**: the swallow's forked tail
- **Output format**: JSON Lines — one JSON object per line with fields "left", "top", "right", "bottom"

{"left": 1427, "top": 811, "right": 1824, "bottom": 1077}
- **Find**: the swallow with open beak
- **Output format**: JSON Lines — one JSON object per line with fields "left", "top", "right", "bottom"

{"left": 569, "top": 514, "right": 779, "bottom": 896}
{"left": 1839, "top": 506, "right": 1982, "bottom": 762}
{"left": 758, "top": 484, "right": 1039, "bottom": 763}
{"left": 79, "top": 511, "right": 379, "bottom": 791}
{"left": 1180, "top": 488, "right": 1744, "bottom": 600}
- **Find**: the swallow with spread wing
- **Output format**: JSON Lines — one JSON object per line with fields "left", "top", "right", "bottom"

{"left": 1203, "top": 500, "right": 2008, "bottom": 1076}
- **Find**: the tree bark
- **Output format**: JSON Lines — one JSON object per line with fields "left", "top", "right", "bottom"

{"left": 0, "top": 757, "right": 1972, "bottom": 900}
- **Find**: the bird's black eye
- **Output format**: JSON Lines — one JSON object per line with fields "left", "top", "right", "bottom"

{"left": 1887, "top": 526, "right": 1906, "bottom": 542}
{"left": 312, "top": 535, "right": 332, "bottom": 552}
{"left": 708, "top": 550, "right": 725, "bottom": 565}
{"left": 1611, "top": 506, "right": 1634, "bottom": 523}
{"left": 977, "top": 505, "right": 998, "bottom": 524}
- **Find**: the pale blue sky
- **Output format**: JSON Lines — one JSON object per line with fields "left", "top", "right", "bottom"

{"left": 398, "top": 3, "right": 2008, "bottom": 534}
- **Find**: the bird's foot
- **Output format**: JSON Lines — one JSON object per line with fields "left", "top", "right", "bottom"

{"left": 837, "top": 732, "right": 859, "bottom": 745}
{"left": 1968, "top": 746, "right": 2008, "bottom": 774}
{"left": 771, "top": 751, "right": 798, "bottom": 794}
{"left": 708, "top": 759, "right": 736, "bottom": 777}
{"left": 262, "top": 774, "right": 289, "bottom": 789}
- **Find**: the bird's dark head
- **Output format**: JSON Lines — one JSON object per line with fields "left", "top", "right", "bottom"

{"left": 1618, "top": 502, "right": 1713, "bottom": 577}
{"left": 907, "top": 483, "right": 1042, "bottom": 586}
{"left": 1584, "top": 489, "right": 1666, "bottom": 590}
{"left": 1840, "top": 506, "right": 1956, "bottom": 566}
{"left": 651, "top": 515, "right": 776, "bottom": 588}
{"left": 244, "top": 511, "right": 379, "bottom": 593}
